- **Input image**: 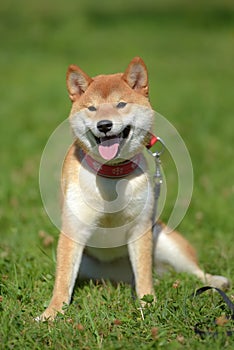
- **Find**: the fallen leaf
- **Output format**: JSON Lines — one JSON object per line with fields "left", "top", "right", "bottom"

{"left": 172, "top": 280, "right": 180, "bottom": 289}
{"left": 151, "top": 327, "right": 158, "bottom": 339}
{"left": 216, "top": 315, "right": 229, "bottom": 326}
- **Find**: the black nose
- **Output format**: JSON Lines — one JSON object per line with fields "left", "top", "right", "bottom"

{"left": 97, "top": 120, "right": 113, "bottom": 134}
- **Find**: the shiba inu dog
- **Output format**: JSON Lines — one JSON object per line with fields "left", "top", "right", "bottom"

{"left": 38, "top": 57, "right": 229, "bottom": 321}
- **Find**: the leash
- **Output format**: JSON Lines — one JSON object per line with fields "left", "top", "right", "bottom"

{"left": 146, "top": 136, "right": 165, "bottom": 235}
{"left": 190, "top": 286, "right": 234, "bottom": 338}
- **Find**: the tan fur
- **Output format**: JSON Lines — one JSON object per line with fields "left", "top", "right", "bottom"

{"left": 37, "top": 57, "right": 230, "bottom": 321}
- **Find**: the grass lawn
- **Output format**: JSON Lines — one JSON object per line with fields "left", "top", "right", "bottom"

{"left": 0, "top": 0, "right": 234, "bottom": 348}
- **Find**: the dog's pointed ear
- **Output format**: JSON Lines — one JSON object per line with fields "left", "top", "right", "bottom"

{"left": 122, "top": 57, "right": 149, "bottom": 97}
{"left": 66, "top": 65, "right": 93, "bottom": 101}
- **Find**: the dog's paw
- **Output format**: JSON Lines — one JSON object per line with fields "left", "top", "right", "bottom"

{"left": 34, "top": 308, "right": 59, "bottom": 322}
{"left": 205, "top": 274, "right": 230, "bottom": 291}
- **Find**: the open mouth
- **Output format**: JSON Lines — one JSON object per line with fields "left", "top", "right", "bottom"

{"left": 94, "top": 125, "right": 131, "bottom": 161}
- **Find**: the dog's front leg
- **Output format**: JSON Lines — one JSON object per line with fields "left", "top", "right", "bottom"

{"left": 38, "top": 233, "right": 84, "bottom": 321}
{"left": 128, "top": 229, "right": 155, "bottom": 300}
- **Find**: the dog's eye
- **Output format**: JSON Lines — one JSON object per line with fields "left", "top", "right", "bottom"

{"left": 88, "top": 106, "right": 97, "bottom": 112}
{"left": 116, "top": 102, "right": 127, "bottom": 109}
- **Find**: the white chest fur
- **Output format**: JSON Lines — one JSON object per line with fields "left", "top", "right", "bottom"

{"left": 63, "top": 155, "right": 154, "bottom": 251}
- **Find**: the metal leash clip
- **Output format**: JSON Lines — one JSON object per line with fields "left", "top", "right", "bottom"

{"left": 150, "top": 136, "right": 165, "bottom": 159}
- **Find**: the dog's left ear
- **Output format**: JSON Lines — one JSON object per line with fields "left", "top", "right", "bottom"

{"left": 122, "top": 57, "right": 149, "bottom": 97}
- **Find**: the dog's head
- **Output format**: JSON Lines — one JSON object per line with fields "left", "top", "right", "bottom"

{"left": 66, "top": 57, "right": 154, "bottom": 163}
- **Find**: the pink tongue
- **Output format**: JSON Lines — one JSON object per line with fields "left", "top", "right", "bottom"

{"left": 98, "top": 137, "right": 120, "bottom": 160}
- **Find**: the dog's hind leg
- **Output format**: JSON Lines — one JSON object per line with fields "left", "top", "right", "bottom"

{"left": 153, "top": 224, "right": 230, "bottom": 290}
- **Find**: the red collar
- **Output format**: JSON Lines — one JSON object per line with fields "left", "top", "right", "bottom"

{"left": 146, "top": 134, "right": 158, "bottom": 149}
{"left": 83, "top": 134, "right": 158, "bottom": 178}
{"left": 84, "top": 153, "right": 142, "bottom": 178}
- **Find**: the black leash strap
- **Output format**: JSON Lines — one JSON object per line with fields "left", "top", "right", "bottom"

{"left": 191, "top": 286, "right": 234, "bottom": 338}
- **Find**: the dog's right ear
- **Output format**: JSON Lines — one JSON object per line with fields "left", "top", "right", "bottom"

{"left": 66, "top": 65, "right": 93, "bottom": 102}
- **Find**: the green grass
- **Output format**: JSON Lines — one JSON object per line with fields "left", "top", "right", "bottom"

{"left": 0, "top": 0, "right": 234, "bottom": 348}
